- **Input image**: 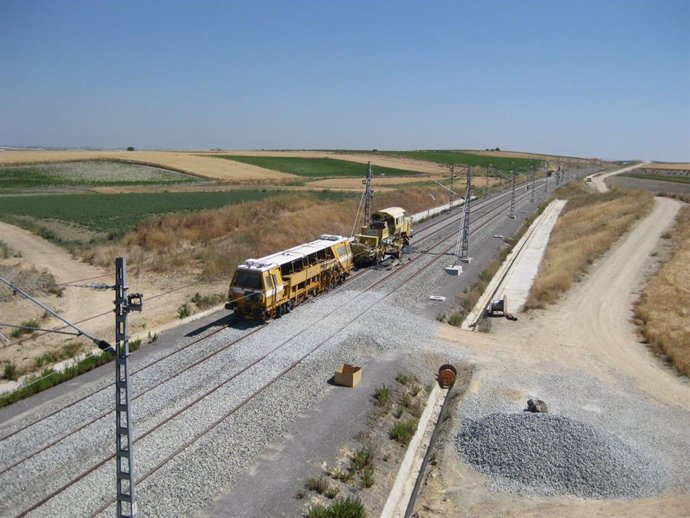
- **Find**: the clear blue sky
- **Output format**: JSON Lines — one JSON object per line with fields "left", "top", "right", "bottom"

{"left": 1, "top": 0, "right": 688, "bottom": 161}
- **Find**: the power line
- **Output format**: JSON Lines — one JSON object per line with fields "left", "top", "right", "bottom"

{"left": 0, "top": 276, "right": 114, "bottom": 354}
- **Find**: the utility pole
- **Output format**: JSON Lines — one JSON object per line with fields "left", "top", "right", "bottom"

{"left": 509, "top": 170, "right": 517, "bottom": 219}
{"left": 363, "top": 162, "right": 374, "bottom": 227}
{"left": 115, "top": 257, "right": 142, "bottom": 518}
{"left": 530, "top": 167, "right": 536, "bottom": 202}
{"left": 485, "top": 164, "right": 491, "bottom": 198}
{"left": 459, "top": 166, "right": 472, "bottom": 263}
{"left": 449, "top": 164, "right": 455, "bottom": 209}
{"left": 1, "top": 263, "right": 142, "bottom": 517}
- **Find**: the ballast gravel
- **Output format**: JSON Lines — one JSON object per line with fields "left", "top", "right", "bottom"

{"left": 455, "top": 412, "right": 666, "bottom": 499}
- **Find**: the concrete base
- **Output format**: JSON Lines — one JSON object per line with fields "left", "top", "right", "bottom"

{"left": 444, "top": 265, "right": 463, "bottom": 275}
{"left": 459, "top": 257, "right": 472, "bottom": 263}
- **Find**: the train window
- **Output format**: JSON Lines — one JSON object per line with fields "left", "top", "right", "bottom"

{"left": 233, "top": 270, "right": 263, "bottom": 289}
{"left": 337, "top": 246, "right": 348, "bottom": 258}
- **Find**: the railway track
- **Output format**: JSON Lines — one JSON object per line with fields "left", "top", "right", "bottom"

{"left": 0, "top": 173, "right": 531, "bottom": 445}
{"left": 0, "top": 168, "right": 596, "bottom": 517}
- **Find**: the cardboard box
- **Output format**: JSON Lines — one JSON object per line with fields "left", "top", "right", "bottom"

{"left": 334, "top": 364, "right": 362, "bottom": 388}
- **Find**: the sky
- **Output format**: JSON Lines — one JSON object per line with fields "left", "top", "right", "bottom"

{"left": 1, "top": 0, "right": 688, "bottom": 161}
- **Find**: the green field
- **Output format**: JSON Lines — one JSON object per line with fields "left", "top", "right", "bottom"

{"left": 624, "top": 173, "right": 690, "bottom": 184}
{"left": 384, "top": 151, "right": 543, "bottom": 172}
{"left": 0, "top": 190, "right": 290, "bottom": 241}
{"left": 209, "top": 155, "right": 424, "bottom": 178}
{"left": 0, "top": 161, "right": 201, "bottom": 192}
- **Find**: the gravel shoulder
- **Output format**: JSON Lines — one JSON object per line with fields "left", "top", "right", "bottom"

{"left": 429, "top": 196, "right": 690, "bottom": 516}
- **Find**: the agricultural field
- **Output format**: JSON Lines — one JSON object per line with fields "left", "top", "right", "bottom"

{"left": 0, "top": 190, "right": 295, "bottom": 243}
{"left": 624, "top": 173, "right": 690, "bottom": 184}
{"left": 209, "top": 155, "right": 425, "bottom": 178}
{"left": 622, "top": 164, "right": 690, "bottom": 184}
{"left": 0, "top": 161, "right": 201, "bottom": 192}
{"left": 0, "top": 150, "right": 295, "bottom": 182}
{"left": 385, "top": 150, "right": 544, "bottom": 172}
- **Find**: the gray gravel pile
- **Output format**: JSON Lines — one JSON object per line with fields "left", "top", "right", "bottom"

{"left": 455, "top": 412, "right": 667, "bottom": 499}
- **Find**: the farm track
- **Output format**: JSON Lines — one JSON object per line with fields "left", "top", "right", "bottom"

{"left": 1, "top": 170, "right": 594, "bottom": 517}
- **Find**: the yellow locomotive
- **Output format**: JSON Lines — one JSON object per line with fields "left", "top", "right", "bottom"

{"left": 226, "top": 234, "right": 353, "bottom": 320}
{"left": 351, "top": 207, "right": 413, "bottom": 266}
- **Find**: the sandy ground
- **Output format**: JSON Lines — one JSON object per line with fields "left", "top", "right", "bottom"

{"left": 425, "top": 196, "right": 689, "bottom": 516}
{"left": 0, "top": 221, "right": 219, "bottom": 374}
{"left": 0, "top": 150, "right": 296, "bottom": 182}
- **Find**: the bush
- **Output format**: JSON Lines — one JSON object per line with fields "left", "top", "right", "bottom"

{"left": 10, "top": 318, "right": 41, "bottom": 338}
{"left": 191, "top": 292, "right": 224, "bottom": 310}
{"left": 177, "top": 302, "right": 191, "bottom": 319}
{"left": 305, "top": 477, "right": 329, "bottom": 495}
{"left": 390, "top": 419, "right": 418, "bottom": 445}
{"left": 373, "top": 385, "right": 391, "bottom": 408}
{"left": 326, "top": 496, "right": 366, "bottom": 518}
{"left": 307, "top": 503, "right": 329, "bottom": 518}
{"left": 395, "top": 373, "right": 412, "bottom": 385}
{"left": 350, "top": 445, "right": 374, "bottom": 473}
{"left": 3, "top": 362, "right": 18, "bottom": 380}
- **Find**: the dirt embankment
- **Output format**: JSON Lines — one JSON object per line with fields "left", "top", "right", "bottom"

{"left": 0, "top": 220, "right": 218, "bottom": 374}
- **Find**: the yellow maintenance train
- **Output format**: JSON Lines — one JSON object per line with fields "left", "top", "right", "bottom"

{"left": 226, "top": 234, "right": 353, "bottom": 320}
{"left": 226, "top": 207, "right": 412, "bottom": 320}
{"left": 351, "top": 207, "right": 412, "bottom": 266}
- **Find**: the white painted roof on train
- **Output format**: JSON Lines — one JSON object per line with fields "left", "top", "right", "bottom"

{"left": 238, "top": 234, "right": 348, "bottom": 272}
{"left": 375, "top": 207, "right": 406, "bottom": 218}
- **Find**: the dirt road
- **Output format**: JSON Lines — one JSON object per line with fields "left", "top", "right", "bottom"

{"left": 592, "top": 162, "right": 647, "bottom": 192}
{"left": 433, "top": 196, "right": 690, "bottom": 516}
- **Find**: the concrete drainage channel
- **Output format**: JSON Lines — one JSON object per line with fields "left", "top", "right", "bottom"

{"left": 381, "top": 365, "right": 457, "bottom": 518}
{"left": 384, "top": 200, "right": 566, "bottom": 517}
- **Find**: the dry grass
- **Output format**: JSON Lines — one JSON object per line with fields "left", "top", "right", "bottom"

{"left": 643, "top": 163, "right": 690, "bottom": 171}
{"left": 84, "top": 189, "right": 443, "bottom": 280}
{"left": 525, "top": 184, "right": 655, "bottom": 309}
{"left": 633, "top": 206, "right": 690, "bottom": 376}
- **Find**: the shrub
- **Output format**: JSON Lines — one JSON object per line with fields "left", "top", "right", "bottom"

{"left": 305, "top": 477, "right": 329, "bottom": 495}
{"left": 350, "top": 445, "right": 374, "bottom": 473}
{"left": 3, "top": 362, "right": 18, "bottom": 380}
{"left": 324, "top": 486, "right": 340, "bottom": 499}
{"left": 177, "top": 302, "right": 191, "bottom": 319}
{"left": 331, "top": 469, "right": 353, "bottom": 482}
{"left": 307, "top": 503, "right": 329, "bottom": 518}
{"left": 10, "top": 318, "right": 41, "bottom": 338}
{"left": 373, "top": 385, "right": 391, "bottom": 408}
{"left": 326, "top": 496, "right": 366, "bottom": 518}
{"left": 447, "top": 312, "right": 464, "bottom": 326}
{"left": 395, "top": 373, "right": 412, "bottom": 385}
{"left": 191, "top": 292, "right": 224, "bottom": 309}
{"left": 390, "top": 419, "right": 418, "bottom": 445}
{"left": 129, "top": 338, "right": 142, "bottom": 352}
